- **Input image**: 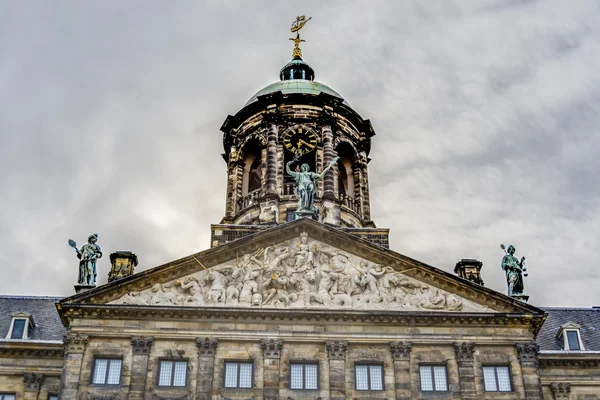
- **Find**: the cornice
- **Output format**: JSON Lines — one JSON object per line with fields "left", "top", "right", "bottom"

{"left": 539, "top": 353, "right": 600, "bottom": 368}
{"left": 0, "top": 345, "right": 63, "bottom": 359}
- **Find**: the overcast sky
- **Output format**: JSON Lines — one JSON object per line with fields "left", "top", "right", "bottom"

{"left": 1, "top": 1, "right": 599, "bottom": 307}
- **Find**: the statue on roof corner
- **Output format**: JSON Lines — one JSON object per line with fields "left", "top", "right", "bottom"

{"left": 286, "top": 153, "right": 339, "bottom": 219}
{"left": 500, "top": 244, "right": 528, "bottom": 299}
{"left": 69, "top": 234, "right": 102, "bottom": 287}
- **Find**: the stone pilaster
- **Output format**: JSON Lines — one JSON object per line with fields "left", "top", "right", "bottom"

{"left": 389, "top": 342, "right": 411, "bottom": 400}
{"left": 326, "top": 340, "right": 347, "bottom": 400}
{"left": 550, "top": 383, "right": 571, "bottom": 399}
{"left": 321, "top": 123, "right": 336, "bottom": 201}
{"left": 196, "top": 337, "right": 218, "bottom": 400}
{"left": 261, "top": 339, "right": 283, "bottom": 400}
{"left": 357, "top": 153, "right": 371, "bottom": 221}
{"left": 265, "top": 120, "right": 279, "bottom": 195}
{"left": 453, "top": 342, "right": 476, "bottom": 400}
{"left": 59, "top": 333, "right": 89, "bottom": 400}
{"left": 129, "top": 336, "right": 153, "bottom": 400}
{"left": 516, "top": 342, "right": 543, "bottom": 400}
{"left": 23, "top": 373, "right": 44, "bottom": 400}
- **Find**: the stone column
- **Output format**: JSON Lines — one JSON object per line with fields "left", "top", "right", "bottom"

{"left": 516, "top": 342, "right": 543, "bottom": 400}
{"left": 58, "top": 333, "right": 89, "bottom": 400}
{"left": 390, "top": 342, "right": 412, "bottom": 400}
{"left": 454, "top": 342, "right": 477, "bottom": 400}
{"left": 550, "top": 383, "right": 571, "bottom": 399}
{"left": 265, "top": 120, "right": 279, "bottom": 195}
{"left": 321, "top": 123, "right": 336, "bottom": 201}
{"left": 326, "top": 340, "right": 348, "bottom": 400}
{"left": 223, "top": 146, "right": 242, "bottom": 222}
{"left": 357, "top": 152, "right": 371, "bottom": 221}
{"left": 23, "top": 373, "right": 44, "bottom": 400}
{"left": 261, "top": 338, "right": 283, "bottom": 400}
{"left": 196, "top": 337, "right": 218, "bottom": 400}
{"left": 129, "top": 336, "right": 153, "bottom": 400}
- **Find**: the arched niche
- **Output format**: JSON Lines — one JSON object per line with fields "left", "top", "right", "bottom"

{"left": 241, "top": 140, "right": 264, "bottom": 197}
{"left": 335, "top": 140, "right": 358, "bottom": 199}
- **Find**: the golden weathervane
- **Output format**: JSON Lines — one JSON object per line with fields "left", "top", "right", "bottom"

{"left": 289, "top": 15, "right": 311, "bottom": 59}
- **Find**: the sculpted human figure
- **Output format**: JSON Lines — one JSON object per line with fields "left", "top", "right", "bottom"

{"left": 224, "top": 265, "right": 246, "bottom": 304}
{"left": 149, "top": 283, "right": 175, "bottom": 305}
{"left": 501, "top": 244, "right": 527, "bottom": 296}
{"left": 263, "top": 247, "right": 290, "bottom": 275}
{"left": 420, "top": 289, "right": 446, "bottom": 310}
{"left": 262, "top": 273, "right": 289, "bottom": 307}
{"left": 204, "top": 270, "right": 228, "bottom": 304}
{"left": 291, "top": 231, "right": 317, "bottom": 272}
{"left": 367, "top": 264, "right": 395, "bottom": 298}
{"left": 69, "top": 234, "right": 102, "bottom": 286}
{"left": 176, "top": 276, "right": 205, "bottom": 306}
{"left": 239, "top": 270, "right": 260, "bottom": 305}
{"left": 286, "top": 155, "right": 340, "bottom": 214}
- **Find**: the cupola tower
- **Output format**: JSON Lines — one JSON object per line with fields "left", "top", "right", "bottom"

{"left": 211, "top": 17, "right": 388, "bottom": 247}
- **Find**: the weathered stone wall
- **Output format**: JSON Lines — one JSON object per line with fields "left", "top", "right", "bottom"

{"left": 540, "top": 359, "right": 600, "bottom": 400}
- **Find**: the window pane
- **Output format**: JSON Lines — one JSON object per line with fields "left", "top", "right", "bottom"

{"left": 224, "top": 363, "right": 238, "bottom": 388}
{"left": 433, "top": 366, "right": 448, "bottom": 391}
{"left": 290, "top": 364, "right": 303, "bottom": 389}
{"left": 482, "top": 367, "right": 497, "bottom": 391}
{"left": 93, "top": 359, "right": 108, "bottom": 384}
{"left": 369, "top": 365, "right": 383, "bottom": 390}
{"left": 355, "top": 365, "right": 369, "bottom": 390}
{"left": 420, "top": 366, "right": 433, "bottom": 391}
{"left": 106, "top": 359, "right": 122, "bottom": 385}
{"left": 159, "top": 361, "right": 173, "bottom": 386}
{"left": 305, "top": 364, "right": 318, "bottom": 390}
{"left": 49, "top": 396, "right": 58, "bottom": 400}
{"left": 2, "top": 396, "right": 16, "bottom": 400}
{"left": 239, "top": 363, "right": 253, "bottom": 388}
{"left": 496, "top": 367, "right": 512, "bottom": 392}
{"left": 173, "top": 361, "right": 187, "bottom": 387}
{"left": 10, "top": 319, "right": 26, "bottom": 339}
{"left": 566, "top": 331, "right": 581, "bottom": 350}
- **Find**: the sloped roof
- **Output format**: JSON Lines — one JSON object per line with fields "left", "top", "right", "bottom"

{"left": 0, "top": 296, "right": 65, "bottom": 341}
{"left": 536, "top": 307, "right": 600, "bottom": 351}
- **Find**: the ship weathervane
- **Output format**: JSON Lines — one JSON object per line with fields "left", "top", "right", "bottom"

{"left": 289, "top": 16, "right": 312, "bottom": 59}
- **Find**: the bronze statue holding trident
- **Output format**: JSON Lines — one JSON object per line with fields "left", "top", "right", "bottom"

{"left": 500, "top": 244, "right": 528, "bottom": 298}
{"left": 286, "top": 152, "right": 339, "bottom": 219}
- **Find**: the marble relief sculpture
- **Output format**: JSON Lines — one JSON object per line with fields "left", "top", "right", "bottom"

{"left": 113, "top": 232, "right": 489, "bottom": 312}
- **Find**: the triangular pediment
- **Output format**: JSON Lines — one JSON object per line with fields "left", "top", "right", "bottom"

{"left": 61, "top": 219, "right": 542, "bottom": 316}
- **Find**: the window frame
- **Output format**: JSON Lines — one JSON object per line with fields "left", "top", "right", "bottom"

{"left": 482, "top": 365, "right": 513, "bottom": 392}
{"left": 562, "top": 329, "right": 584, "bottom": 351}
{"left": 90, "top": 357, "right": 123, "bottom": 386}
{"left": 223, "top": 360, "right": 254, "bottom": 389}
{"left": 289, "top": 361, "right": 319, "bottom": 390}
{"left": 156, "top": 359, "right": 189, "bottom": 388}
{"left": 419, "top": 364, "right": 449, "bottom": 392}
{"left": 0, "top": 394, "right": 16, "bottom": 400}
{"left": 48, "top": 395, "right": 58, "bottom": 400}
{"left": 6, "top": 313, "right": 32, "bottom": 340}
{"left": 354, "top": 362, "right": 384, "bottom": 392}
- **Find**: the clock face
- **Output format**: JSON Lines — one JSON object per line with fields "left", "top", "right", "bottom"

{"left": 282, "top": 127, "right": 318, "bottom": 155}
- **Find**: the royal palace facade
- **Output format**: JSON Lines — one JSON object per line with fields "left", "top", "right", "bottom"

{"left": 1, "top": 18, "right": 599, "bottom": 400}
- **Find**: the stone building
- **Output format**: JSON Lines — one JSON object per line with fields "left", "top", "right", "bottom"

{"left": 1, "top": 21, "right": 600, "bottom": 400}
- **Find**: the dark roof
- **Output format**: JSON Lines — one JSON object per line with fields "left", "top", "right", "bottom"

{"left": 0, "top": 296, "right": 65, "bottom": 341}
{"left": 536, "top": 307, "right": 600, "bottom": 351}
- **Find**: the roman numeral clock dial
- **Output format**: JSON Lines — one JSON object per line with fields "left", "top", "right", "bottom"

{"left": 282, "top": 127, "right": 317, "bottom": 155}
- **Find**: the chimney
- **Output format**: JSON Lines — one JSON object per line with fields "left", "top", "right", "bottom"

{"left": 454, "top": 258, "right": 484, "bottom": 286}
{"left": 108, "top": 251, "right": 138, "bottom": 283}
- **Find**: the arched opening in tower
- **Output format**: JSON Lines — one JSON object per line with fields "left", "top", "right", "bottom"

{"left": 241, "top": 140, "right": 264, "bottom": 197}
{"left": 335, "top": 141, "right": 357, "bottom": 200}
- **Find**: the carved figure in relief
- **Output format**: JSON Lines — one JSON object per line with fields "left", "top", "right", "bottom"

{"left": 115, "top": 290, "right": 150, "bottom": 305}
{"left": 446, "top": 294, "right": 463, "bottom": 311}
{"left": 204, "top": 270, "right": 227, "bottom": 304}
{"left": 420, "top": 289, "right": 446, "bottom": 310}
{"left": 291, "top": 231, "right": 316, "bottom": 272}
{"left": 262, "top": 274, "right": 289, "bottom": 307}
{"left": 175, "top": 276, "right": 204, "bottom": 306}
{"left": 262, "top": 247, "right": 290, "bottom": 276}
{"left": 239, "top": 270, "right": 260, "bottom": 305}
{"left": 150, "top": 283, "right": 175, "bottom": 305}
{"left": 224, "top": 265, "right": 247, "bottom": 304}
{"left": 368, "top": 264, "right": 395, "bottom": 298}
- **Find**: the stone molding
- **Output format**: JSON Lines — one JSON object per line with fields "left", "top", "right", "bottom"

{"left": 152, "top": 395, "right": 189, "bottom": 400}
{"left": 86, "top": 394, "right": 120, "bottom": 400}
{"left": 64, "top": 332, "right": 89, "bottom": 353}
{"left": 131, "top": 335, "right": 154, "bottom": 355}
{"left": 516, "top": 341, "right": 539, "bottom": 367}
{"left": 540, "top": 358, "right": 600, "bottom": 367}
{"left": 326, "top": 340, "right": 348, "bottom": 360}
{"left": 196, "top": 337, "right": 219, "bottom": 357}
{"left": 23, "top": 372, "right": 44, "bottom": 392}
{"left": 260, "top": 338, "right": 283, "bottom": 359}
{"left": 550, "top": 383, "right": 571, "bottom": 399}
{"left": 0, "top": 347, "right": 63, "bottom": 359}
{"left": 453, "top": 342, "right": 475, "bottom": 362}
{"left": 389, "top": 341, "right": 412, "bottom": 360}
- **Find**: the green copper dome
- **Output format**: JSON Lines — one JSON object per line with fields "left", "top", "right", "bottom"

{"left": 244, "top": 57, "right": 346, "bottom": 106}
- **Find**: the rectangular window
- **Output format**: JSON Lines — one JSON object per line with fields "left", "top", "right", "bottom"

{"left": 158, "top": 360, "right": 188, "bottom": 387}
{"left": 419, "top": 365, "right": 448, "bottom": 391}
{"left": 0, "top": 395, "right": 16, "bottom": 400}
{"left": 10, "top": 319, "right": 26, "bottom": 339}
{"left": 92, "top": 358, "right": 122, "bottom": 385}
{"left": 355, "top": 364, "right": 384, "bottom": 391}
{"left": 48, "top": 396, "right": 58, "bottom": 400}
{"left": 290, "top": 363, "right": 318, "bottom": 390}
{"left": 483, "top": 366, "right": 512, "bottom": 392}
{"left": 224, "top": 361, "right": 253, "bottom": 389}
{"left": 566, "top": 331, "right": 581, "bottom": 350}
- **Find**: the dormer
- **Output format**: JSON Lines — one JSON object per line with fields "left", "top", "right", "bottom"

{"left": 556, "top": 322, "right": 584, "bottom": 351}
{"left": 6, "top": 311, "right": 34, "bottom": 340}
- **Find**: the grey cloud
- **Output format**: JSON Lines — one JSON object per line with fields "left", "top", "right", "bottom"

{"left": 0, "top": 0, "right": 598, "bottom": 306}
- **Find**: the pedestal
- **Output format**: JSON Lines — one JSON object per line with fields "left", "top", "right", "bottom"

{"left": 512, "top": 294, "right": 530, "bottom": 303}
{"left": 74, "top": 284, "right": 95, "bottom": 294}
{"left": 294, "top": 209, "right": 318, "bottom": 220}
